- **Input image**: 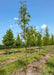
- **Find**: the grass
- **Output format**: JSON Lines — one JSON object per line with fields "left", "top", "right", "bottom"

{"left": 0, "top": 60, "right": 26, "bottom": 75}
{"left": 0, "top": 49, "right": 52, "bottom": 75}
{"left": 0, "top": 48, "right": 33, "bottom": 55}
{"left": 0, "top": 48, "right": 26, "bottom": 55}
{"left": 0, "top": 45, "right": 53, "bottom": 55}
{"left": 44, "top": 54, "right": 54, "bottom": 75}
{"left": 0, "top": 49, "right": 40, "bottom": 62}
{"left": 27, "top": 49, "right": 39, "bottom": 53}
{"left": 40, "top": 54, "right": 54, "bottom": 75}
{"left": 0, "top": 53, "right": 25, "bottom": 62}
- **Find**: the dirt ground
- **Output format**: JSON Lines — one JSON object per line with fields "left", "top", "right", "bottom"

{"left": 12, "top": 49, "right": 54, "bottom": 75}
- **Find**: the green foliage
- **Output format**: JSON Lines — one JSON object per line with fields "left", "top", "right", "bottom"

{"left": 15, "top": 34, "right": 22, "bottom": 47}
{"left": 37, "top": 31, "right": 42, "bottom": 47}
{"left": 0, "top": 45, "right": 6, "bottom": 49}
{"left": 26, "top": 26, "right": 37, "bottom": 46}
{"left": 2, "top": 29, "right": 15, "bottom": 48}
{"left": 50, "top": 34, "right": 54, "bottom": 45}
{"left": 18, "top": 0, "right": 31, "bottom": 40}
{"left": 43, "top": 26, "right": 49, "bottom": 46}
{"left": 19, "top": 1, "right": 31, "bottom": 25}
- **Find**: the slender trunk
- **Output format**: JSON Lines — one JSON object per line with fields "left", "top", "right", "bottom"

{"left": 29, "top": 45, "right": 30, "bottom": 54}
{"left": 25, "top": 39, "right": 27, "bottom": 75}
{"left": 24, "top": 23, "right": 27, "bottom": 75}
{"left": 25, "top": 46, "right": 27, "bottom": 75}
{"left": 39, "top": 46, "right": 40, "bottom": 54}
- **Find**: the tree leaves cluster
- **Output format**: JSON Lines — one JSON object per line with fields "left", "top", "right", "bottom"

{"left": 18, "top": 0, "right": 31, "bottom": 40}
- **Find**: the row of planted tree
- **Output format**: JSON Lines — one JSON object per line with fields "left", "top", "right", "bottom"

{"left": 0, "top": 1, "right": 54, "bottom": 75}
{"left": 0, "top": 26, "right": 53, "bottom": 49}
{"left": 0, "top": 0, "right": 54, "bottom": 49}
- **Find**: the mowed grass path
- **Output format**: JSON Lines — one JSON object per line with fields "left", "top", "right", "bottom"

{"left": 0, "top": 52, "right": 25, "bottom": 62}
{"left": 0, "top": 49, "right": 39, "bottom": 62}
{"left": 0, "top": 49, "right": 52, "bottom": 75}
{"left": 0, "top": 45, "right": 53, "bottom": 55}
{"left": 0, "top": 48, "right": 25, "bottom": 55}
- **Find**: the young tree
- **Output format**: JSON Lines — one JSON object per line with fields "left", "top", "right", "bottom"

{"left": 15, "top": 34, "right": 22, "bottom": 48}
{"left": 43, "top": 26, "right": 49, "bottom": 46}
{"left": 18, "top": 1, "right": 31, "bottom": 74}
{"left": 26, "top": 26, "right": 37, "bottom": 53}
{"left": 37, "top": 30, "right": 42, "bottom": 54}
{"left": 2, "top": 29, "right": 14, "bottom": 48}
{"left": 50, "top": 34, "right": 54, "bottom": 45}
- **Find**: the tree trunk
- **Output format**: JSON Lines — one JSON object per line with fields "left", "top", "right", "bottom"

{"left": 25, "top": 48, "right": 27, "bottom": 75}
{"left": 24, "top": 22, "right": 27, "bottom": 75}
{"left": 25, "top": 41, "right": 27, "bottom": 75}
{"left": 29, "top": 45, "right": 30, "bottom": 54}
{"left": 39, "top": 47, "right": 40, "bottom": 55}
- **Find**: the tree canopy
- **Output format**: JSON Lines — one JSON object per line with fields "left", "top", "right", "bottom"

{"left": 2, "top": 29, "right": 14, "bottom": 48}
{"left": 15, "top": 34, "right": 22, "bottom": 47}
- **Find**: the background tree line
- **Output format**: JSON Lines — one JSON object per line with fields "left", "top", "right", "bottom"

{"left": 0, "top": 0, "right": 54, "bottom": 49}
{"left": 0, "top": 26, "right": 54, "bottom": 49}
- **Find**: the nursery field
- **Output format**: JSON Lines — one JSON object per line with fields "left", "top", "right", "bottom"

{"left": 0, "top": 45, "right": 54, "bottom": 75}
{"left": 0, "top": 0, "right": 54, "bottom": 75}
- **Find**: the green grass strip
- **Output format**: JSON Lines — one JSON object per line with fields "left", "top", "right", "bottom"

{"left": 43, "top": 54, "right": 54, "bottom": 75}
{"left": 0, "top": 53, "right": 25, "bottom": 62}
{"left": 0, "top": 49, "right": 39, "bottom": 62}
{"left": 0, "top": 49, "right": 51, "bottom": 75}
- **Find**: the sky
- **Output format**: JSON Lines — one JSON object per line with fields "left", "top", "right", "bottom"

{"left": 0, "top": 0, "right": 54, "bottom": 44}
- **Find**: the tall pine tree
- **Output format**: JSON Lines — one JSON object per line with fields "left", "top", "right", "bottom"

{"left": 2, "top": 29, "right": 14, "bottom": 48}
